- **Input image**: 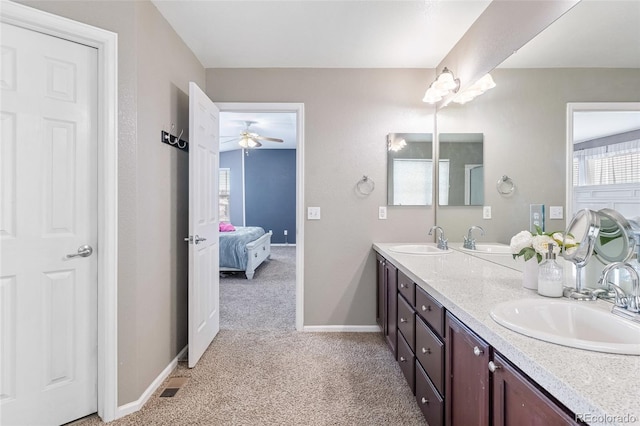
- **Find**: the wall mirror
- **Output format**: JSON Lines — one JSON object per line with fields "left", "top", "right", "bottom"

{"left": 387, "top": 133, "right": 433, "bottom": 206}
{"left": 438, "top": 133, "right": 483, "bottom": 206}
{"left": 434, "top": 1, "right": 640, "bottom": 249}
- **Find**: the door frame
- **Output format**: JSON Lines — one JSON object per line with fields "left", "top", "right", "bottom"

{"left": 216, "top": 102, "right": 304, "bottom": 331}
{"left": 1, "top": 2, "right": 119, "bottom": 422}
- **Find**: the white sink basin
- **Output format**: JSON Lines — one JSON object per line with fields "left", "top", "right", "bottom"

{"left": 462, "top": 243, "right": 512, "bottom": 254}
{"left": 389, "top": 244, "right": 452, "bottom": 255}
{"left": 490, "top": 299, "right": 640, "bottom": 355}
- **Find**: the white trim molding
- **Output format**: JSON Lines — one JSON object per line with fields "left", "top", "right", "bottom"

{"left": 116, "top": 346, "right": 188, "bottom": 419}
{"left": 216, "top": 103, "right": 305, "bottom": 332}
{"left": 303, "top": 325, "right": 382, "bottom": 333}
{"left": 0, "top": 2, "right": 119, "bottom": 422}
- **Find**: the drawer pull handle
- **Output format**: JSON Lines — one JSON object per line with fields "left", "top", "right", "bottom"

{"left": 400, "top": 318, "right": 407, "bottom": 323}
{"left": 421, "top": 347, "right": 431, "bottom": 355}
{"left": 421, "top": 305, "right": 432, "bottom": 312}
{"left": 473, "top": 346, "right": 484, "bottom": 357}
{"left": 488, "top": 361, "right": 501, "bottom": 373}
{"left": 399, "top": 356, "right": 406, "bottom": 362}
{"left": 421, "top": 397, "right": 429, "bottom": 405}
{"left": 400, "top": 283, "right": 406, "bottom": 288}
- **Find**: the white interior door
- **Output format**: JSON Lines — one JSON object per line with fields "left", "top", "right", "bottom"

{"left": 187, "top": 82, "right": 220, "bottom": 368}
{"left": 0, "top": 23, "right": 98, "bottom": 425}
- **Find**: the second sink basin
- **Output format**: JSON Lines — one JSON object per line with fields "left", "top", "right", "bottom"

{"left": 389, "top": 244, "right": 452, "bottom": 255}
{"left": 490, "top": 298, "right": 640, "bottom": 355}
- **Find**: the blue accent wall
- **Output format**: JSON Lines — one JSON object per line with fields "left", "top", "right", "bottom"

{"left": 219, "top": 150, "right": 244, "bottom": 226}
{"left": 244, "top": 149, "right": 296, "bottom": 244}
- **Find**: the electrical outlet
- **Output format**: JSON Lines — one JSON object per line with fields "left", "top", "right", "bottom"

{"left": 284, "top": 230, "right": 288, "bottom": 236}
{"left": 530, "top": 204, "right": 545, "bottom": 232}
{"left": 549, "top": 206, "right": 563, "bottom": 219}
{"left": 378, "top": 206, "right": 387, "bottom": 220}
{"left": 483, "top": 206, "right": 492, "bottom": 219}
{"left": 307, "top": 207, "right": 321, "bottom": 220}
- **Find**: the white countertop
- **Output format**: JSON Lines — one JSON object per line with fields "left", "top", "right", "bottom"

{"left": 373, "top": 242, "right": 640, "bottom": 426}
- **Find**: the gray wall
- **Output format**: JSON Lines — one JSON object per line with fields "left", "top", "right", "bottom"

{"left": 207, "top": 69, "right": 437, "bottom": 326}
{"left": 436, "top": 68, "right": 640, "bottom": 244}
{"left": 19, "top": 0, "right": 206, "bottom": 405}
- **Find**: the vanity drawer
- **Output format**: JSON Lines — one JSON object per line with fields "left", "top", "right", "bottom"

{"left": 397, "top": 333, "right": 415, "bottom": 394}
{"left": 416, "top": 315, "right": 444, "bottom": 396}
{"left": 397, "top": 295, "right": 416, "bottom": 352}
{"left": 397, "top": 270, "right": 415, "bottom": 305}
{"left": 416, "top": 285, "right": 444, "bottom": 337}
{"left": 416, "top": 361, "right": 444, "bottom": 426}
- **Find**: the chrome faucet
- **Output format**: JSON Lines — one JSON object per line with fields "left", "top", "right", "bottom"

{"left": 463, "top": 226, "right": 485, "bottom": 250}
{"left": 595, "top": 262, "right": 640, "bottom": 322}
{"left": 429, "top": 226, "right": 448, "bottom": 250}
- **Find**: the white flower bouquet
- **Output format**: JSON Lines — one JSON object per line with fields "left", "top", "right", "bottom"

{"left": 509, "top": 227, "right": 577, "bottom": 263}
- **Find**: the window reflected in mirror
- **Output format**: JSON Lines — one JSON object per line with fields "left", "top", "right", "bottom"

{"left": 387, "top": 133, "right": 433, "bottom": 206}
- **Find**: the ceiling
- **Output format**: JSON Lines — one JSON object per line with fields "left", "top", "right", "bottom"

{"left": 150, "top": 0, "right": 640, "bottom": 148}
{"left": 220, "top": 111, "right": 297, "bottom": 151}
{"left": 573, "top": 111, "right": 640, "bottom": 143}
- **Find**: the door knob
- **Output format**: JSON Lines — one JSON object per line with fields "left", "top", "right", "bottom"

{"left": 194, "top": 235, "right": 207, "bottom": 244}
{"left": 66, "top": 245, "right": 93, "bottom": 258}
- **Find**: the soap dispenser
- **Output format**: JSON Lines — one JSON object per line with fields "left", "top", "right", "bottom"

{"left": 538, "top": 243, "right": 564, "bottom": 297}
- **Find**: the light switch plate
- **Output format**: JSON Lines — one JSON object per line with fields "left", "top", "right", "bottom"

{"left": 307, "top": 206, "right": 321, "bottom": 220}
{"left": 549, "top": 206, "right": 563, "bottom": 219}
{"left": 483, "top": 206, "right": 492, "bottom": 219}
{"left": 378, "top": 206, "right": 387, "bottom": 220}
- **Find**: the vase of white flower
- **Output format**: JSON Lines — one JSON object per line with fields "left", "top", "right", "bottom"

{"left": 510, "top": 227, "right": 575, "bottom": 290}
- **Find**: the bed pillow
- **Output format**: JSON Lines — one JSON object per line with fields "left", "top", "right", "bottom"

{"left": 219, "top": 222, "right": 236, "bottom": 232}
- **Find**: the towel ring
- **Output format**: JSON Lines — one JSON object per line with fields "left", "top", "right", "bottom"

{"left": 496, "top": 175, "right": 515, "bottom": 196}
{"left": 356, "top": 175, "right": 375, "bottom": 196}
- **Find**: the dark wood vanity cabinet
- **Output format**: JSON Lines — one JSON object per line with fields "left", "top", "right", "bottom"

{"left": 492, "top": 353, "right": 578, "bottom": 426}
{"left": 375, "top": 251, "right": 578, "bottom": 426}
{"left": 376, "top": 254, "right": 397, "bottom": 356}
{"left": 445, "top": 312, "right": 491, "bottom": 426}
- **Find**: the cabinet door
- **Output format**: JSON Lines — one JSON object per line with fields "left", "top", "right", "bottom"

{"left": 385, "top": 261, "right": 398, "bottom": 357}
{"left": 445, "top": 313, "right": 490, "bottom": 426}
{"left": 492, "top": 353, "right": 578, "bottom": 426}
{"left": 376, "top": 254, "right": 385, "bottom": 329}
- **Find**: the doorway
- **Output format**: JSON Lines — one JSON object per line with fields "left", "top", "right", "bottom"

{"left": 216, "top": 103, "right": 304, "bottom": 331}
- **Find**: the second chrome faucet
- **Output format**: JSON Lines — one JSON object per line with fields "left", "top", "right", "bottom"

{"left": 463, "top": 225, "right": 485, "bottom": 250}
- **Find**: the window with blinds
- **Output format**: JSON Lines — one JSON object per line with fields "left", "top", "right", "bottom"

{"left": 573, "top": 140, "right": 640, "bottom": 186}
{"left": 219, "top": 168, "right": 230, "bottom": 222}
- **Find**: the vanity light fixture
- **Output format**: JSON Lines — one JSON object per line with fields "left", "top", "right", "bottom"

{"left": 452, "top": 74, "right": 496, "bottom": 105}
{"left": 422, "top": 67, "right": 460, "bottom": 104}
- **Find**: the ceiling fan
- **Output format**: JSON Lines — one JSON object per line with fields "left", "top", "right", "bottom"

{"left": 221, "top": 121, "right": 284, "bottom": 149}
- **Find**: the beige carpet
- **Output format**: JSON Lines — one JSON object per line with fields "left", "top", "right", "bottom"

{"left": 77, "top": 246, "right": 426, "bottom": 425}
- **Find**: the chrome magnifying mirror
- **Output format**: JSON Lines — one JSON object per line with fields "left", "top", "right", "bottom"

{"left": 562, "top": 209, "right": 600, "bottom": 295}
{"left": 594, "top": 208, "right": 636, "bottom": 264}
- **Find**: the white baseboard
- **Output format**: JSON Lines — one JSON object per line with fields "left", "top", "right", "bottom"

{"left": 303, "top": 325, "right": 381, "bottom": 332}
{"left": 271, "top": 243, "right": 296, "bottom": 247}
{"left": 115, "top": 345, "right": 188, "bottom": 420}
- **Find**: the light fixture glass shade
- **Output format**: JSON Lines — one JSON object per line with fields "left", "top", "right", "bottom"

{"left": 434, "top": 68, "right": 459, "bottom": 92}
{"left": 476, "top": 74, "right": 496, "bottom": 91}
{"left": 422, "top": 87, "right": 443, "bottom": 104}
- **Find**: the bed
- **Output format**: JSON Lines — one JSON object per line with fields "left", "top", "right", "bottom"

{"left": 219, "top": 226, "right": 272, "bottom": 279}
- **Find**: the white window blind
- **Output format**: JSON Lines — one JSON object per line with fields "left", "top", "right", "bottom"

{"left": 219, "top": 168, "right": 230, "bottom": 222}
{"left": 573, "top": 139, "right": 640, "bottom": 186}
{"left": 393, "top": 159, "right": 431, "bottom": 205}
